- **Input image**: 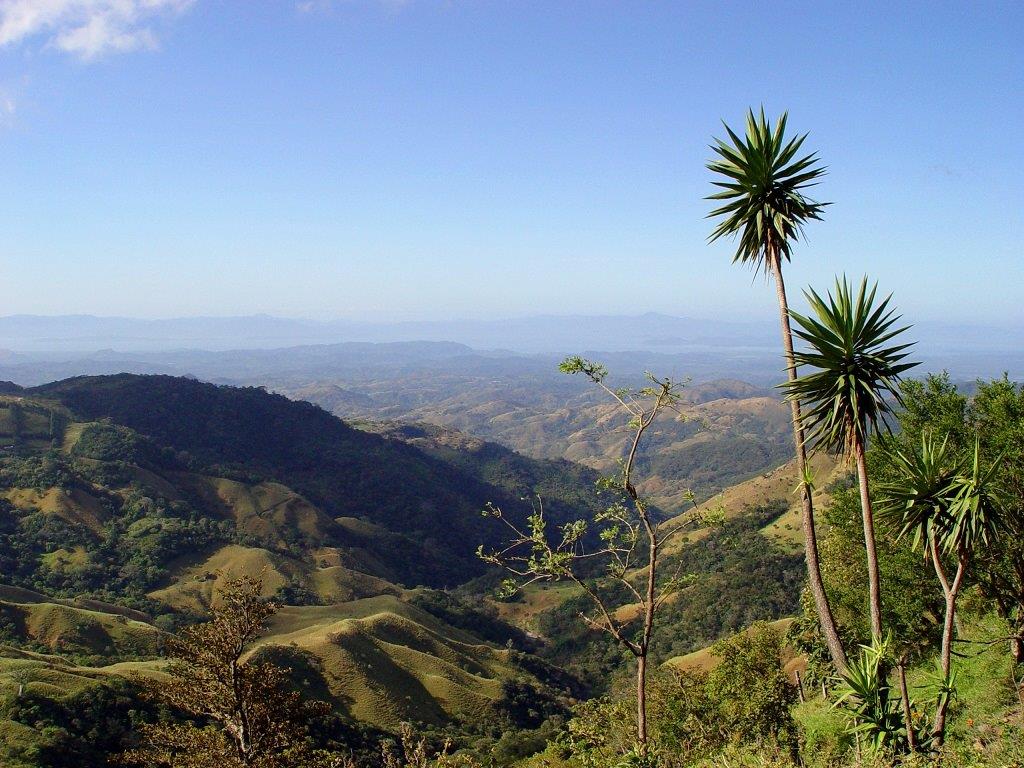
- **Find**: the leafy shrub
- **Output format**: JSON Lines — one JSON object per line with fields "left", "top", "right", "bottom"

{"left": 7, "top": 678, "right": 158, "bottom": 768}
{"left": 0, "top": 452, "right": 75, "bottom": 490}
{"left": 658, "top": 622, "right": 798, "bottom": 761}
{"left": 554, "top": 623, "right": 798, "bottom": 768}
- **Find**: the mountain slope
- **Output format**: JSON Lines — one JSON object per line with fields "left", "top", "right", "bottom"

{"left": 0, "top": 373, "right": 825, "bottom": 763}
{"left": 23, "top": 374, "right": 605, "bottom": 587}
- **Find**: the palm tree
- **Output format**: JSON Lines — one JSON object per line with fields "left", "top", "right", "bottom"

{"left": 784, "top": 276, "right": 917, "bottom": 642}
{"left": 878, "top": 432, "right": 958, "bottom": 752}
{"left": 880, "top": 435, "right": 1004, "bottom": 747}
{"left": 707, "top": 107, "right": 847, "bottom": 671}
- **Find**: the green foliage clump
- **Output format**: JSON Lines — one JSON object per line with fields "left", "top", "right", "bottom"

{"left": 2, "top": 677, "right": 158, "bottom": 768}
{"left": 659, "top": 623, "right": 798, "bottom": 761}
{"left": 0, "top": 452, "right": 75, "bottom": 491}
{"left": 551, "top": 623, "right": 797, "bottom": 768}
{"left": 70, "top": 421, "right": 180, "bottom": 468}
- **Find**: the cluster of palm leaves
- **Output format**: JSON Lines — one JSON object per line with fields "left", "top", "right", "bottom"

{"left": 785, "top": 278, "right": 916, "bottom": 459}
{"left": 880, "top": 435, "right": 1004, "bottom": 558}
{"left": 707, "top": 108, "right": 827, "bottom": 269}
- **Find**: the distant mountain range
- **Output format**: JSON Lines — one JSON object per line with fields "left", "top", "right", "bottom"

{"left": 1, "top": 313, "right": 1020, "bottom": 384}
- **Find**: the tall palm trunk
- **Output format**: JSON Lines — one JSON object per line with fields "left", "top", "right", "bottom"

{"left": 929, "top": 537, "right": 967, "bottom": 748}
{"left": 770, "top": 253, "right": 848, "bottom": 672}
{"left": 854, "top": 439, "right": 883, "bottom": 640}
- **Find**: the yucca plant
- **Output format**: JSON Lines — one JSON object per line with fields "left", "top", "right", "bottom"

{"left": 878, "top": 432, "right": 958, "bottom": 752}
{"left": 707, "top": 108, "right": 846, "bottom": 672}
{"left": 880, "top": 436, "right": 1004, "bottom": 747}
{"left": 784, "top": 276, "right": 918, "bottom": 642}
{"left": 933, "top": 441, "right": 1004, "bottom": 745}
{"left": 833, "top": 635, "right": 908, "bottom": 756}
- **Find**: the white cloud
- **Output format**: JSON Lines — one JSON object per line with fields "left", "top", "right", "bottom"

{"left": 0, "top": 0, "right": 195, "bottom": 60}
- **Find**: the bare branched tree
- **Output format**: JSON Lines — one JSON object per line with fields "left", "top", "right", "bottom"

{"left": 478, "top": 357, "right": 721, "bottom": 754}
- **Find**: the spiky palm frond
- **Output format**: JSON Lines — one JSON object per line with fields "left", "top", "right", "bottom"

{"left": 783, "top": 276, "right": 918, "bottom": 456}
{"left": 878, "top": 433, "right": 960, "bottom": 551}
{"left": 945, "top": 439, "right": 1005, "bottom": 555}
{"left": 706, "top": 107, "right": 828, "bottom": 269}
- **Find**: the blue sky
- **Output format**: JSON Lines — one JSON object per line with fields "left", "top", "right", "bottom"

{"left": 0, "top": 1, "right": 1020, "bottom": 324}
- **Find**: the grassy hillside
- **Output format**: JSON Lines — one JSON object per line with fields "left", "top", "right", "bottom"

{"left": 0, "top": 600, "right": 159, "bottom": 661}
{"left": 252, "top": 596, "right": 532, "bottom": 728}
{"left": 479, "top": 454, "right": 847, "bottom": 693}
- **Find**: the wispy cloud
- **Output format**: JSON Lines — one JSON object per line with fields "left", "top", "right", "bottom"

{"left": 296, "top": 0, "right": 411, "bottom": 13}
{"left": 0, "top": 0, "right": 195, "bottom": 61}
{"left": 296, "top": 0, "right": 331, "bottom": 12}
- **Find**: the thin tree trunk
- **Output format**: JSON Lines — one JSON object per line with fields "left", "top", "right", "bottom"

{"left": 931, "top": 542, "right": 967, "bottom": 749}
{"left": 635, "top": 518, "right": 657, "bottom": 751}
{"left": 897, "top": 661, "right": 916, "bottom": 753}
{"left": 636, "top": 653, "right": 648, "bottom": 749}
{"left": 854, "top": 440, "right": 883, "bottom": 641}
{"left": 769, "top": 254, "right": 847, "bottom": 673}
{"left": 229, "top": 658, "right": 252, "bottom": 765}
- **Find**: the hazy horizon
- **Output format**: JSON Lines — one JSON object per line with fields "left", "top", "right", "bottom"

{"left": 0, "top": 312, "right": 1021, "bottom": 388}
{"left": 2, "top": 310, "right": 1022, "bottom": 352}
